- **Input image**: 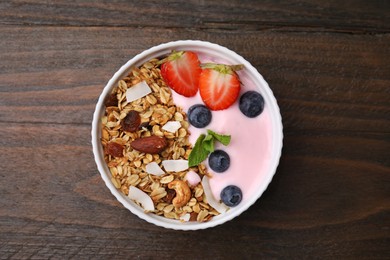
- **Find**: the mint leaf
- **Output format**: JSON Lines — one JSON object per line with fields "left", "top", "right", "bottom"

{"left": 207, "top": 130, "right": 231, "bottom": 146}
{"left": 188, "top": 130, "right": 232, "bottom": 167}
{"left": 188, "top": 134, "right": 208, "bottom": 167}
{"left": 202, "top": 134, "right": 214, "bottom": 153}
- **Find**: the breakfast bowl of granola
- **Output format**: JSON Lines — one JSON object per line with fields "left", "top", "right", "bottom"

{"left": 91, "top": 40, "right": 283, "bottom": 230}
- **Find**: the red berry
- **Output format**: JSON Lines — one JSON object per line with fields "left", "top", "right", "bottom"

{"left": 199, "top": 63, "right": 243, "bottom": 111}
{"left": 160, "top": 51, "right": 201, "bottom": 97}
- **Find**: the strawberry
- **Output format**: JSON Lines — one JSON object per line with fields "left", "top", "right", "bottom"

{"left": 160, "top": 51, "right": 201, "bottom": 97}
{"left": 199, "top": 63, "right": 243, "bottom": 111}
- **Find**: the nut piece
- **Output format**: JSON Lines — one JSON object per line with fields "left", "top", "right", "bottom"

{"left": 168, "top": 180, "right": 191, "bottom": 208}
{"left": 121, "top": 110, "right": 141, "bottom": 132}
{"left": 131, "top": 136, "right": 168, "bottom": 154}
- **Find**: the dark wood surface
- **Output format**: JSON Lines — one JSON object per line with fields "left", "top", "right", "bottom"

{"left": 1, "top": 1, "right": 389, "bottom": 259}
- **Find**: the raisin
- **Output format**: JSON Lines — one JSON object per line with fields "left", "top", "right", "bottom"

{"left": 121, "top": 110, "right": 141, "bottom": 132}
{"left": 189, "top": 212, "right": 198, "bottom": 221}
{"left": 106, "top": 142, "right": 124, "bottom": 157}
{"left": 104, "top": 92, "right": 118, "bottom": 107}
{"left": 163, "top": 188, "right": 176, "bottom": 204}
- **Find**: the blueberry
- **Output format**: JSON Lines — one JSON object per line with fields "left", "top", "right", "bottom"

{"left": 208, "top": 150, "right": 230, "bottom": 172}
{"left": 188, "top": 104, "right": 212, "bottom": 128}
{"left": 239, "top": 91, "right": 264, "bottom": 118}
{"left": 220, "top": 185, "right": 242, "bottom": 207}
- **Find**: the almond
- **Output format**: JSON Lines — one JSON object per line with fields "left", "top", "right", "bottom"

{"left": 121, "top": 110, "right": 140, "bottom": 132}
{"left": 130, "top": 136, "right": 167, "bottom": 154}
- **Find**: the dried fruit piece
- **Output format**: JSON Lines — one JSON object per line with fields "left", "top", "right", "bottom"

{"left": 104, "top": 92, "right": 118, "bottom": 107}
{"left": 106, "top": 141, "right": 124, "bottom": 157}
{"left": 131, "top": 136, "right": 168, "bottom": 154}
{"left": 121, "top": 110, "right": 141, "bottom": 132}
{"left": 163, "top": 188, "right": 176, "bottom": 203}
{"left": 189, "top": 212, "right": 198, "bottom": 221}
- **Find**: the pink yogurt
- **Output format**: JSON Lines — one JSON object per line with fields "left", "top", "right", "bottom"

{"left": 171, "top": 54, "right": 272, "bottom": 203}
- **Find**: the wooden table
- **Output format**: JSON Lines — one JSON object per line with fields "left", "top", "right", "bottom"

{"left": 1, "top": 1, "right": 389, "bottom": 258}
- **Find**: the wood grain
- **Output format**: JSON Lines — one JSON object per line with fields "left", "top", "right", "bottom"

{"left": 1, "top": 0, "right": 389, "bottom": 33}
{"left": 1, "top": 27, "right": 389, "bottom": 130}
{"left": 0, "top": 1, "right": 389, "bottom": 259}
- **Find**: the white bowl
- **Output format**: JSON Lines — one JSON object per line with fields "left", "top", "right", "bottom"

{"left": 91, "top": 40, "right": 283, "bottom": 230}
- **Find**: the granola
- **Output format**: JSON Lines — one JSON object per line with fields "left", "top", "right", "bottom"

{"left": 101, "top": 58, "right": 219, "bottom": 222}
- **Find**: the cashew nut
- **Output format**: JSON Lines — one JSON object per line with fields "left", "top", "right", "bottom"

{"left": 168, "top": 180, "right": 191, "bottom": 208}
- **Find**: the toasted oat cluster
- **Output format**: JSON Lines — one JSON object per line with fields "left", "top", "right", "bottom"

{"left": 101, "top": 58, "right": 219, "bottom": 222}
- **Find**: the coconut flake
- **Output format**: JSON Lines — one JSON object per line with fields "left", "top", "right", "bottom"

{"left": 162, "top": 160, "right": 189, "bottom": 172}
{"left": 162, "top": 121, "right": 181, "bottom": 133}
{"left": 125, "top": 81, "right": 152, "bottom": 103}
{"left": 185, "top": 171, "right": 201, "bottom": 187}
{"left": 128, "top": 186, "right": 155, "bottom": 211}
{"left": 180, "top": 213, "right": 191, "bottom": 222}
{"left": 201, "top": 176, "right": 229, "bottom": 213}
{"left": 145, "top": 162, "right": 165, "bottom": 176}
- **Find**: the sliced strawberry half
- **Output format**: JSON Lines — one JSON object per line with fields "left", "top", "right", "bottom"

{"left": 199, "top": 63, "right": 243, "bottom": 111}
{"left": 160, "top": 51, "right": 201, "bottom": 97}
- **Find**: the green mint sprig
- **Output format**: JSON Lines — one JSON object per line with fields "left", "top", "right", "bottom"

{"left": 207, "top": 130, "right": 231, "bottom": 146}
{"left": 188, "top": 130, "right": 231, "bottom": 167}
